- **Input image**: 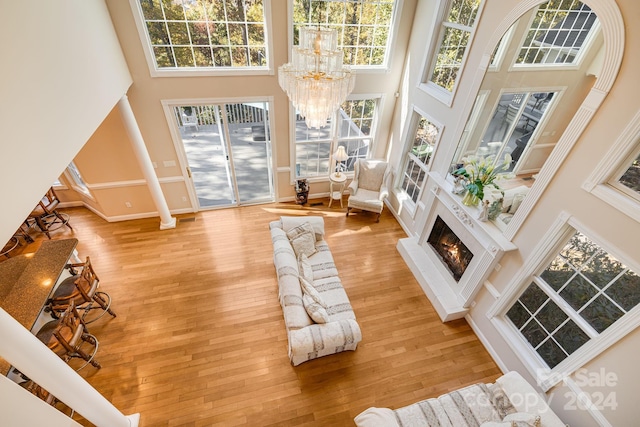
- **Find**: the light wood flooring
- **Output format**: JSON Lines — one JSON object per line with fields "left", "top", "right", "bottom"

{"left": 8, "top": 201, "right": 502, "bottom": 426}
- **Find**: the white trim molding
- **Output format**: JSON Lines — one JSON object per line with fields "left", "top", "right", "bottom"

{"left": 441, "top": 0, "right": 625, "bottom": 242}
{"left": 583, "top": 109, "right": 640, "bottom": 223}
{"left": 488, "top": 211, "right": 640, "bottom": 392}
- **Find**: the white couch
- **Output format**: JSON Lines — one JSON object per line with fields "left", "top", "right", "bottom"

{"left": 355, "top": 371, "right": 566, "bottom": 427}
{"left": 269, "top": 216, "right": 362, "bottom": 366}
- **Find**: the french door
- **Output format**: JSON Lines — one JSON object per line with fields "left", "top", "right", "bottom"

{"left": 167, "top": 100, "right": 274, "bottom": 209}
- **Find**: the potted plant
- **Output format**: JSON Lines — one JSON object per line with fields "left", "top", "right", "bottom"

{"left": 452, "top": 153, "right": 513, "bottom": 207}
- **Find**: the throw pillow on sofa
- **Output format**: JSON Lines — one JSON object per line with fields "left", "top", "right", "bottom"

{"left": 282, "top": 216, "right": 325, "bottom": 241}
{"left": 298, "top": 253, "right": 314, "bottom": 283}
{"left": 302, "top": 293, "right": 329, "bottom": 323}
{"left": 480, "top": 412, "right": 541, "bottom": 427}
{"left": 287, "top": 222, "right": 317, "bottom": 258}
{"left": 299, "top": 275, "right": 327, "bottom": 308}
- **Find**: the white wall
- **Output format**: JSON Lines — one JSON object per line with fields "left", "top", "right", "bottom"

{"left": 390, "top": 0, "right": 640, "bottom": 425}
{"left": 0, "top": 376, "right": 81, "bottom": 427}
{"left": 0, "top": 0, "right": 132, "bottom": 246}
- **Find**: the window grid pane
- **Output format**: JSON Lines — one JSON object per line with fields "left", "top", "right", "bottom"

{"left": 335, "top": 99, "right": 377, "bottom": 172}
{"left": 293, "top": 0, "right": 396, "bottom": 67}
{"left": 507, "top": 230, "right": 640, "bottom": 368}
{"left": 516, "top": 0, "right": 598, "bottom": 65}
{"left": 429, "top": 0, "right": 481, "bottom": 92}
{"left": 295, "top": 98, "right": 379, "bottom": 178}
{"left": 617, "top": 152, "right": 640, "bottom": 195}
{"left": 400, "top": 116, "right": 440, "bottom": 203}
{"left": 138, "top": 0, "right": 267, "bottom": 70}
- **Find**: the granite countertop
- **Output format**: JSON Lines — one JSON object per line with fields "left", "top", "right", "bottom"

{"left": 0, "top": 238, "right": 78, "bottom": 376}
{"left": 0, "top": 238, "right": 78, "bottom": 330}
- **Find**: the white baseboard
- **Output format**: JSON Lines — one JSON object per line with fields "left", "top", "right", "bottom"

{"left": 464, "top": 312, "right": 509, "bottom": 374}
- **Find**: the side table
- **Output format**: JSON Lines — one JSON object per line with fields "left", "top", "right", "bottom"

{"left": 328, "top": 172, "right": 347, "bottom": 208}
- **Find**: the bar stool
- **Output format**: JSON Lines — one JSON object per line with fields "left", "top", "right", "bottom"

{"left": 46, "top": 256, "right": 116, "bottom": 324}
{"left": 35, "top": 302, "right": 101, "bottom": 370}
{"left": 27, "top": 187, "right": 73, "bottom": 239}
{"left": 20, "top": 380, "right": 57, "bottom": 406}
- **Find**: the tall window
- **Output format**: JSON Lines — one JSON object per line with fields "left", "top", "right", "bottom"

{"left": 134, "top": 0, "right": 268, "bottom": 71}
{"left": 428, "top": 0, "right": 482, "bottom": 92}
{"left": 66, "top": 161, "right": 91, "bottom": 196}
{"left": 610, "top": 142, "right": 640, "bottom": 202}
{"left": 292, "top": 0, "right": 398, "bottom": 68}
{"left": 516, "top": 0, "right": 598, "bottom": 66}
{"left": 400, "top": 114, "right": 441, "bottom": 203}
{"left": 295, "top": 97, "right": 379, "bottom": 178}
{"left": 506, "top": 230, "right": 640, "bottom": 369}
{"left": 459, "top": 91, "right": 557, "bottom": 172}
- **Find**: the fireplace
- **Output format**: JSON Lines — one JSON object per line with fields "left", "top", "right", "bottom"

{"left": 397, "top": 173, "right": 517, "bottom": 322}
{"left": 427, "top": 216, "right": 473, "bottom": 282}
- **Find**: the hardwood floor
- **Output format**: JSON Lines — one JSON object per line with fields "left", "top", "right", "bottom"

{"left": 8, "top": 201, "right": 502, "bottom": 426}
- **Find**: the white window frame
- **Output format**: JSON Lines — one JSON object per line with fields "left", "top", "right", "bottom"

{"left": 488, "top": 212, "right": 640, "bottom": 391}
{"left": 290, "top": 94, "right": 383, "bottom": 182}
{"left": 583, "top": 110, "right": 640, "bottom": 224}
{"left": 487, "top": 24, "right": 515, "bottom": 72}
{"left": 419, "top": 0, "right": 485, "bottom": 106}
{"left": 65, "top": 161, "right": 93, "bottom": 199}
{"left": 290, "top": 0, "right": 403, "bottom": 72}
{"left": 509, "top": 2, "right": 601, "bottom": 73}
{"left": 398, "top": 107, "right": 443, "bottom": 214}
{"left": 129, "top": 0, "right": 274, "bottom": 77}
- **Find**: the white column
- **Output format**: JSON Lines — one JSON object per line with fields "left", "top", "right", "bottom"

{"left": 117, "top": 94, "right": 176, "bottom": 230}
{"left": 0, "top": 308, "right": 140, "bottom": 427}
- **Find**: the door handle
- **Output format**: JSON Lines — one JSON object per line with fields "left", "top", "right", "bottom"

{"left": 186, "top": 167, "right": 192, "bottom": 178}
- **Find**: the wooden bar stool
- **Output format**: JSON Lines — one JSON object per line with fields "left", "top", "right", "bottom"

{"left": 35, "top": 302, "right": 101, "bottom": 371}
{"left": 27, "top": 187, "right": 73, "bottom": 239}
{"left": 46, "top": 256, "right": 116, "bottom": 324}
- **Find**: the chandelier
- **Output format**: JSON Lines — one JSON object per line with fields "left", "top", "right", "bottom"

{"left": 278, "top": 26, "right": 356, "bottom": 129}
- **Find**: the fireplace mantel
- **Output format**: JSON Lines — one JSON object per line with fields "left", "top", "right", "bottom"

{"left": 398, "top": 173, "right": 517, "bottom": 322}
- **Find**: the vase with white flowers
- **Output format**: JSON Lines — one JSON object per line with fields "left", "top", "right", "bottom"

{"left": 452, "top": 153, "right": 514, "bottom": 207}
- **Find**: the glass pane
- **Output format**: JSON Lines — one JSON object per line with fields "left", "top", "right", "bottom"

{"left": 137, "top": 0, "right": 266, "bottom": 69}
{"left": 522, "top": 319, "right": 547, "bottom": 347}
{"left": 167, "top": 21, "right": 190, "bottom": 44}
{"left": 448, "top": 0, "right": 482, "bottom": 27}
{"left": 553, "top": 320, "right": 590, "bottom": 355}
{"left": 519, "top": 283, "right": 547, "bottom": 313}
{"left": 583, "top": 250, "right": 626, "bottom": 288}
{"left": 430, "top": 27, "right": 470, "bottom": 91}
{"left": 536, "top": 338, "right": 567, "bottom": 368}
{"left": 516, "top": 1, "right": 598, "bottom": 65}
{"left": 536, "top": 300, "right": 568, "bottom": 332}
{"left": 147, "top": 22, "right": 169, "bottom": 45}
{"left": 507, "top": 301, "right": 530, "bottom": 329}
{"left": 559, "top": 275, "right": 599, "bottom": 311}
{"left": 618, "top": 152, "right": 640, "bottom": 194}
{"left": 188, "top": 22, "right": 210, "bottom": 45}
{"left": 292, "top": 0, "right": 396, "bottom": 67}
{"left": 411, "top": 117, "right": 439, "bottom": 166}
{"left": 541, "top": 258, "right": 576, "bottom": 291}
{"left": 606, "top": 270, "right": 640, "bottom": 311}
{"left": 580, "top": 294, "right": 624, "bottom": 333}
{"left": 560, "top": 231, "right": 599, "bottom": 269}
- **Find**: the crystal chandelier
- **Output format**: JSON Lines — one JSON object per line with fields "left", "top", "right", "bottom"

{"left": 278, "top": 26, "right": 356, "bottom": 129}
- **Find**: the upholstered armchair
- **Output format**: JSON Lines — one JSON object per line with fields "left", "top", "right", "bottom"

{"left": 346, "top": 159, "right": 390, "bottom": 222}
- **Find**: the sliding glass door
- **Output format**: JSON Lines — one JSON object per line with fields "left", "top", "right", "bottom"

{"left": 171, "top": 101, "right": 274, "bottom": 209}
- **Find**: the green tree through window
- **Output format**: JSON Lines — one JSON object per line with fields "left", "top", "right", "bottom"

{"left": 507, "top": 230, "right": 640, "bottom": 368}
{"left": 429, "top": 0, "right": 482, "bottom": 92}
{"left": 138, "top": 0, "right": 267, "bottom": 69}
{"left": 293, "top": 0, "right": 396, "bottom": 67}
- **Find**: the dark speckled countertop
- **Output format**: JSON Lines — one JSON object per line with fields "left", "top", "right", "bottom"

{"left": 0, "top": 238, "right": 78, "bottom": 375}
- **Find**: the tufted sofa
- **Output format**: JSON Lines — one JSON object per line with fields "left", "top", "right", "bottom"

{"left": 269, "top": 216, "right": 362, "bottom": 366}
{"left": 354, "top": 371, "right": 566, "bottom": 427}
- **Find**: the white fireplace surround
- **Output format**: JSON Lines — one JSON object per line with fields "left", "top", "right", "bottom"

{"left": 398, "top": 173, "right": 517, "bottom": 322}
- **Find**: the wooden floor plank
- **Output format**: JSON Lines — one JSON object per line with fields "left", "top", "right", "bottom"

{"left": 5, "top": 201, "right": 502, "bottom": 426}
